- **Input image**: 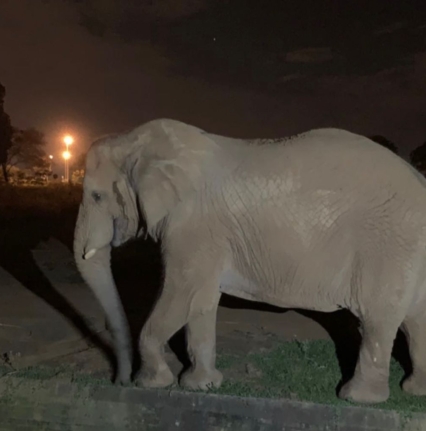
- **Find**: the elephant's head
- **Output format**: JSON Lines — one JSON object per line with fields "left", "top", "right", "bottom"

{"left": 75, "top": 138, "right": 140, "bottom": 261}
{"left": 73, "top": 118, "right": 220, "bottom": 384}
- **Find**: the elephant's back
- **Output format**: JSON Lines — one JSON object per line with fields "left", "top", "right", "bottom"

{"left": 227, "top": 128, "right": 426, "bottom": 201}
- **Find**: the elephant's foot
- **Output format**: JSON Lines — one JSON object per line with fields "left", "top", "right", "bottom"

{"left": 402, "top": 372, "right": 426, "bottom": 396}
{"left": 136, "top": 365, "right": 175, "bottom": 389}
{"left": 114, "top": 374, "right": 131, "bottom": 386}
{"left": 180, "top": 367, "right": 223, "bottom": 391}
{"left": 113, "top": 361, "right": 132, "bottom": 386}
{"left": 338, "top": 376, "right": 389, "bottom": 404}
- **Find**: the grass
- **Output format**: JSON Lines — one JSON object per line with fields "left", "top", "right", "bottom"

{"left": 0, "top": 363, "right": 112, "bottom": 388}
{"left": 0, "top": 183, "right": 82, "bottom": 218}
{"left": 1, "top": 340, "right": 425, "bottom": 414}
{"left": 210, "top": 340, "right": 426, "bottom": 414}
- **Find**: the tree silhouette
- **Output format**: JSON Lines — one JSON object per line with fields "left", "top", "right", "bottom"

{"left": 409, "top": 142, "right": 426, "bottom": 174}
{"left": 14, "top": 128, "right": 46, "bottom": 166}
{"left": 6, "top": 128, "right": 48, "bottom": 173}
{"left": 70, "top": 151, "right": 87, "bottom": 184}
{"left": 0, "top": 83, "right": 13, "bottom": 183}
{"left": 369, "top": 135, "right": 399, "bottom": 155}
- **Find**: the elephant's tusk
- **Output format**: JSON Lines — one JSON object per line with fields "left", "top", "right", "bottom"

{"left": 84, "top": 249, "right": 97, "bottom": 260}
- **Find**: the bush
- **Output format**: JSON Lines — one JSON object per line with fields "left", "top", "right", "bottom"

{"left": 0, "top": 183, "right": 82, "bottom": 218}
{"left": 72, "top": 169, "right": 84, "bottom": 184}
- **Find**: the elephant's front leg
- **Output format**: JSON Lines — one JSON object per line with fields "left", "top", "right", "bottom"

{"left": 137, "top": 315, "right": 176, "bottom": 388}
{"left": 180, "top": 303, "right": 223, "bottom": 390}
{"left": 136, "top": 258, "right": 223, "bottom": 389}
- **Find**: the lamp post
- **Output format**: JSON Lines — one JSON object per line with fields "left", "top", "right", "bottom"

{"left": 62, "top": 135, "right": 74, "bottom": 182}
{"left": 48, "top": 155, "right": 53, "bottom": 181}
{"left": 62, "top": 150, "right": 71, "bottom": 182}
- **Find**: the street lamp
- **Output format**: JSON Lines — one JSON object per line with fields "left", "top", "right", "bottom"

{"left": 62, "top": 135, "right": 74, "bottom": 182}
{"left": 64, "top": 135, "right": 74, "bottom": 146}
{"left": 62, "top": 150, "right": 71, "bottom": 182}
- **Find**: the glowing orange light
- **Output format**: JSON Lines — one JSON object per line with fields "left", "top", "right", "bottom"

{"left": 62, "top": 151, "right": 71, "bottom": 160}
{"left": 63, "top": 135, "right": 74, "bottom": 146}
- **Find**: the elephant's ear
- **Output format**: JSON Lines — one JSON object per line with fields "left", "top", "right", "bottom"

{"left": 129, "top": 120, "right": 220, "bottom": 238}
{"left": 113, "top": 178, "right": 140, "bottom": 238}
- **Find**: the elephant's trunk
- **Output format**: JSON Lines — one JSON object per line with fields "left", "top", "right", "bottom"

{"left": 74, "top": 204, "right": 132, "bottom": 384}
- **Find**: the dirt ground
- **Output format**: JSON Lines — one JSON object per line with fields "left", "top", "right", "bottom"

{"left": 0, "top": 208, "right": 411, "bottom": 391}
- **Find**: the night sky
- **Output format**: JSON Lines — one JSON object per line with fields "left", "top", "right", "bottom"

{"left": 1, "top": 0, "right": 426, "bottom": 159}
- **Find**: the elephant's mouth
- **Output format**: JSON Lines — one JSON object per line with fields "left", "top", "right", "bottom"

{"left": 112, "top": 217, "right": 127, "bottom": 246}
{"left": 111, "top": 217, "right": 136, "bottom": 247}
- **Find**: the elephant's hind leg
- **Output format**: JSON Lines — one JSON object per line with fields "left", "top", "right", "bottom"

{"left": 338, "top": 310, "right": 403, "bottom": 404}
{"left": 338, "top": 253, "right": 415, "bottom": 403}
{"left": 136, "top": 250, "right": 223, "bottom": 389}
{"left": 401, "top": 312, "right": 426, "bottom": 396}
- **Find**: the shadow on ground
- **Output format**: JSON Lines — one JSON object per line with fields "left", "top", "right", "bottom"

{"left": 0, "top": 202, "right": 117, "bottom": 366}
{"left": 0, "top": 193, "right": 413, "bottom": 391}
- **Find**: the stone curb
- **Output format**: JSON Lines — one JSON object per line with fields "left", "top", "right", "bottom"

{"left": 0, "top": 376, "right": 424, "bottom": 430}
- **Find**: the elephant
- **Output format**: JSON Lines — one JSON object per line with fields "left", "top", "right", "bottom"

{"left": 74, "top": 118, "right": 426, "bottom": 404}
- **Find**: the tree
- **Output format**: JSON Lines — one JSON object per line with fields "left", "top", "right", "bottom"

{"left": 409, "top": 142, "right": 426, "bottom": 174}
{"left": 70, "top": 151, "right": 87, "bottom": 184}
{"left": 6, "top": 127, "right": 49, "bottom": 178}
{"left": 0, "top": 83, "right": 13, "bottom": 183}
{"left": 369, "top": 135, "right": 399, "bottom": 155}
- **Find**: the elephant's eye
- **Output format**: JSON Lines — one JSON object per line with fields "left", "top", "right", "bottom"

{"left": 92, "top": 192, "right": 102, "bottom": 202}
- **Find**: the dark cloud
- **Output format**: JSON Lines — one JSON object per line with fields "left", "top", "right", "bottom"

{"left": 285, "top": 48, "right": 333, "bottom": 64}
{"left": 70, "top": 0, "right": 426, "bottom": 90}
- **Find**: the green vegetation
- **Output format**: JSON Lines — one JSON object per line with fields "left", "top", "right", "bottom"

{"left": 0, "top": 363, "right": 112, "bottom": 388}
{"left": 1, "top": 340, "right": 425, "bottom": 414}
{"left": 211, "top": 340, "right": 426, "bottom": 414}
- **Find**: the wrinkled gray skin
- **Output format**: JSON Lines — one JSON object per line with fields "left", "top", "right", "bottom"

{"left": 74, "top": 118, "right": 426, "bottom": 404}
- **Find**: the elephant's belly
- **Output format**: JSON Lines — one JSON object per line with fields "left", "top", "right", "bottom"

{"left": 218, "top": 268, "right": 341, "bottom": 312}
{"left": 219, "top": 269, "right": 263, "bottom": 302}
